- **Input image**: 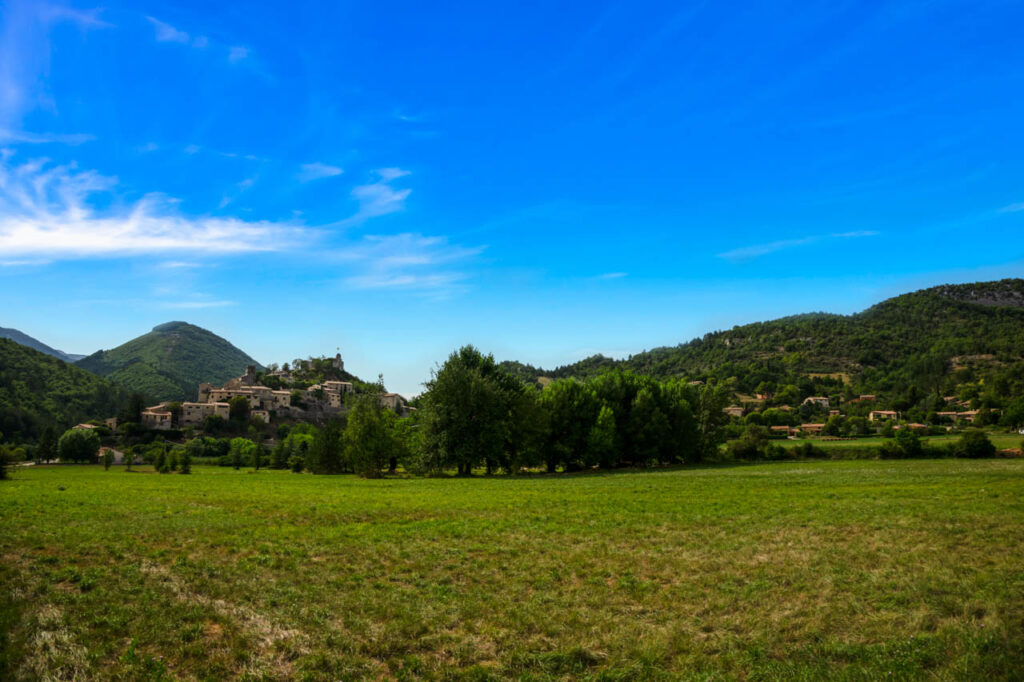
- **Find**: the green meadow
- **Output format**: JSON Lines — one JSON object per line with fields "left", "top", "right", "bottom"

{"left": 2, "top": 461, "right": 1024, "bottom": 680}
{"left": 778, "top": 433, "right": 1023, "bottom": 451}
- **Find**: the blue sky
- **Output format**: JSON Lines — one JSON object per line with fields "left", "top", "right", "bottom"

{"left": 1, "top": 0, "right": 1023, "bottom": 396}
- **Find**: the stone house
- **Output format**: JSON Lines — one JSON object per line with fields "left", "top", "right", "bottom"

{"left": 141, "top": 404, "right": 174, "bottom": 430}
{"left": 181, "top": 401, "right": 230, "bottom": 426}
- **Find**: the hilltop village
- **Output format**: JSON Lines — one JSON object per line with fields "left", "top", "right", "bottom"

{"left": 139, "top": 354, "right": 408, "bottom": 431}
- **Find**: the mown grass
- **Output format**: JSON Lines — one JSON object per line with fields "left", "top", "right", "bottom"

{"left": 2, "top": 460, "right": 1023, "bottom": 680}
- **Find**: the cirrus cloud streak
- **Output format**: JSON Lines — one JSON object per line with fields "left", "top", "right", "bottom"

{"left": 0, "top": 154, "right": 309, "bottom": 257}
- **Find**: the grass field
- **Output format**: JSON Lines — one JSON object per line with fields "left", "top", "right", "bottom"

{"left": 2, "top": 461, "right": 1024, "bottom": 680}
{"left": 778, "top": 433, "right": 1024, "bottom": 451}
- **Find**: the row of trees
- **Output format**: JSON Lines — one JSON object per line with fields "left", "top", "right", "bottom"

{"left": 415, "top": 347, "right": 732, "bottom": 474}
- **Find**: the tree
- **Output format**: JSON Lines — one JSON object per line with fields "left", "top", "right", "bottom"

{"left": 252, "top": 442, "right": 265, "bottom": 470}
{"left": 0, "top": 433, "right": 8, "bottom": 480}
{"left": 270, "top": 441, "right": 288, "bottom": 470}
{"left": 273, "top": 432, "right": 314, "bottom": 470}
{"left": 540, "top": 379, "right": 597, "bottom": 472}
{"left": 1000, "top": 397, "right": 1024, "bottom": 430}
{"left": 823, "top": 415, "right": 844, "bottom": 437}
{"left": 307, "top": 420, "right": 345, "bottom": 474}
{"left": 893, "top": 428, "right": 923, "bottom": 458}
{"left": 344, "top": 393, "right": 400, "bottom": 478}
{"left": 228, "top": 438, "right": 255, "bottom": 470}
{"left": 421, "top": 346, "right": 515, "bottom": 476}
{"left": 36, "top": 426, "right": 56, "bottom": 463}
{"left": 693, "top": 382, "right": 732, "bottom": 462}
{"left": 727, "top": 424, "right": 786, "bottom": 461}
{"left": 154, "top": 447, "right": 169, "bottom": 473}
{"left": 586, "top": 405, "right": 617, "bottom": 468}
{"left": 57, "top": 428, "right": 101, "bottom": 464}
{"left": 955, "top": 429, "right": 996, "bottom": 459}
{"left": 102, "top": 449, "right": 114, "bottom": 470}
{"left": 121, "top": 393, "right": 146, "bottom": 425}
{"left": 179, "top": 449, "right": 192, "bottom": 474}
{"left": 228, "top": 397, "right": 250, "bottom": 429}
{"left": 204, "top": 414, "right": 226, "bottom": 434}
{"left": 631, "top": 387, "right": 670, "bottom": 465}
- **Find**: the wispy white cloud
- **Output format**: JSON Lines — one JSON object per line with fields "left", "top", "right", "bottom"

{"left": 0, "top": 154, "right": 309, "bottom": 258}
{"left": 718, "top": 231, "right": 879, "bottom": 262}
{"left": 217, "top": 176, "right": 258, "bottom": 208}
{"left": 38, "top": 4, "right": 112, "bottom": 28}
{"left": 146, "top": 16, "right": 190, "bottom": 44}
{"left": 999, "top": 202, "right": 1024, "bottom": 213}
{"left": 0, "top": 129, "right": 95, "bottom": 145}
{"left": 376, "top": 167, "right": 411, "bottom": 181}
{"left": 1, "top": 258, "right": 51, "bottom": 267}
{"left": 0, "top": 152, "right": 483, "bottom": 295}
{"left": 146, "top": 16, "right": 245, "bottom": 60}
{"left": 298, "top": 162, "right": 343, "bottom": 182}
{"left": 335, "top": 232, "right": 485, "bottom": 295}
{"left": 157, "top": 261, "right": 202, "bottom": 269}
{"left": 718, "top": 237, "right": 814, "bottom": 261}
{"left": 347, "top": 272, "right": 467, "bottom": 291}
{"left": 183, "top": 144, "right": 200, "bottom": 155}
{"left": 228, "top": 46, "right": 249, "bottom": 63}
{"left": 595, "top": 272, "right": 627, "bottom": 279}
{"left": 340, "top": 168, "right": 412, "bottom": 225}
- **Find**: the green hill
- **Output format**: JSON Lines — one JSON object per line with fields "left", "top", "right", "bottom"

{"left": 0, "top": 326, "right": 84, "bottom": 362}
{"left": 0, "top": 338, "right": 126, "bottom": 442}
{"left": 76, "top": 322, "right": 263, "bottom": 403}
{"left": 501, "top": 279, "right": 1024, "bottom": 405}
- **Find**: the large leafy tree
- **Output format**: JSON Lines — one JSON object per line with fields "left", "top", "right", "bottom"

{"left": 540, "top": 379, "right": 598, "bottom": 471}
{"left": 630, "top": 387, "right": 671, "bottom": 466}
{"left": 344, "top": 393, "right": 402, "bottom": 478}
{"left": 421, "top": 346, "right": 521, "bottom": 475}
{"left": 586, "top": 405, "right": 617, "bottom": 468}
{"left": 57, "top": 428, "right": 101, "bottom": 464}
{"left": 307, "top": 419, "right": 346, "bottom": 474}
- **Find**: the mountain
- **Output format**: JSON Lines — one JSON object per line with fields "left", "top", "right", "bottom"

{"left": 0, "top": 326, "right": 84, "bottom": 362}
{"left": 76, "top": 322, "right": 263, "bottom": 403}
{"left": 0, "top": 338, "right": 127, "bottom": 442}
{"left": 500, "top": 278, "right": 1024, "bottom": 402}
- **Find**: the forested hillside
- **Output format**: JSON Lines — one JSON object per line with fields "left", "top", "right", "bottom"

{"left": 0, "top": 338, "right": 126, "bottom": 442}
{"left": 501, "top": 279, "right": 1024, "bottom": 404}
{"left": 76, "top": 322, "right": 263, "bottom": 403}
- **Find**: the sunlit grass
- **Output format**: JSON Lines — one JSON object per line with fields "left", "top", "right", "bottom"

{"left": 2, "top": 460, "right": 1023, "bottom": 679}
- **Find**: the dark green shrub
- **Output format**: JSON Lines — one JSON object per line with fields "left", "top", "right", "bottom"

{"left": 954, "top": 429, "right": 996, "bottom": 459}
{"left": 791, "top": 442, "right": 827, "bottom": 459}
